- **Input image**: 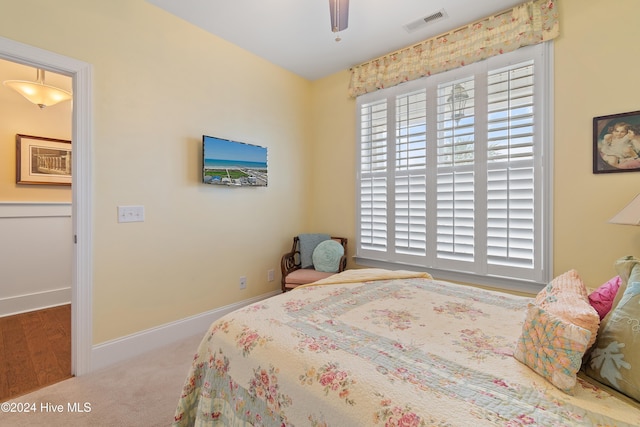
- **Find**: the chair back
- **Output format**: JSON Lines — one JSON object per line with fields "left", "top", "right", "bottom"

{"left": 281, "top": 235, "right": 348, "bottom": 292}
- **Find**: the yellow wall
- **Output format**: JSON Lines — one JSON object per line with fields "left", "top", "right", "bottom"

{"left": 309, "top": 70, "right": 356, "bottom": 256}
{"left": 1, "top": 0, "right": 637, "bottom": 345}
{"left": 311, "top": 0, "right": 640, "bottom": 290}
{"left": 0, "top": 0, "right": 312, "bottom": 343}
{"left": 0, "top": 62, "right": 72, "bottom": 201}
{"left": 553, "top": 0, "right": 640, "bottom": 287}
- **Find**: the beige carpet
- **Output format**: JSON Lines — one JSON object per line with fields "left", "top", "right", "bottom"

{"left": 2, "top": 333, "right": 203, "bottom": 426}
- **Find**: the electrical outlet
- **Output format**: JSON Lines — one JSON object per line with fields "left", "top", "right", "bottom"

{"left": 267, "top": 269, "right": 275, "bottom": 282}
{"left": 239, "top": 276, "right": 247, "bottom": 290}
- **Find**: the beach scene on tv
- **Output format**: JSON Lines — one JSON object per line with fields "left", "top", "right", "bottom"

{"left": 203, "top": 136, "right": 268, "bottom": 187}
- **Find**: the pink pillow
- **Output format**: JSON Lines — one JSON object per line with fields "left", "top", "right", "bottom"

{"left": 534, "top": 270, "right": 600, "bottom": 348}
{"left": 588, "top": 276, "right": 621, "bottom": 320}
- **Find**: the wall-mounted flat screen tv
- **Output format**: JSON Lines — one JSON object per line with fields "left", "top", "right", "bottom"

{"left": 202, "top": 135, "right": 268, "bottom": 187}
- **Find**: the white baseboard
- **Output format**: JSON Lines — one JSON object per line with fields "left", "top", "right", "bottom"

{"left": 0, "top": 287, "right": 71, "bottom": 317}
{"left": 90, "top": 290, "right": 281, "bottom": 372}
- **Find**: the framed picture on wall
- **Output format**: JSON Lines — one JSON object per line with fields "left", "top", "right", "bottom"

{"left": 593, "top": 110, "right": 640, "bottom": 174}
{"left": 16, "top": 134, "right": 72, "bottom": 185}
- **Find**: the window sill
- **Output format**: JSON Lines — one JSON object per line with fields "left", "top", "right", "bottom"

{"left": 353, "top": 256, "right": 543, "bottom": 296}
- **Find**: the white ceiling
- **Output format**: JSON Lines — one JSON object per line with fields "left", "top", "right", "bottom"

{"left": 146, "top": 0, "right": 525, "bottom": 81}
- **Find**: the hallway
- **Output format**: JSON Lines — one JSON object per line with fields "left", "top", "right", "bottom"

{"left": 0, "top": 304, "right": 71, "bottom": 401}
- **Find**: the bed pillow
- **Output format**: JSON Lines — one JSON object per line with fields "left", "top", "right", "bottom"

{"left": 534, "top": 270, "right": 600, "bottom": 348}
{"left": 312, "top": 239, "right": 344, "bottom": 273}
{"left": 588, "top": 276, "right": 621, "bottom": 320}
{"left": 514, "top": 303, "right": 591, "bottom": 394}
{"left": 298, "top": 233, "right": 330, "bottom": 269}
{"left": 584, "top": 262, "right": 640, "bottom": 402}
{"left": 604, "top": 256, "right": 640, "bottom": 319}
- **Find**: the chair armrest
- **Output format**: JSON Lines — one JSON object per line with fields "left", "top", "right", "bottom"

{"left": 281, "top": 250, "right": 300, "bottom": 278}
{"left": 338, "top": 254, "right": 347, "bottom": 272}
{"left": 333, "top": 237, "right": 348, "bottom": 272}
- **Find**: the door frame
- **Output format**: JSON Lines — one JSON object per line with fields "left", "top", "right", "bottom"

{"left": 0, "top": 36, "right": 93, "bottom": 375}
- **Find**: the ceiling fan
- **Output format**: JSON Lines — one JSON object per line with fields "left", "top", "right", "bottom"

{"left": 329, "top": 0, "right": 349, "bottom": 42}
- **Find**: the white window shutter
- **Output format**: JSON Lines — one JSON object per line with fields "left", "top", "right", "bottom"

{"left": 355, "top": 44, "right": 550, "bottom": 286}
{"left": 486, "top": 61, "right": 535, "bottom": 269}
{"left": 395, "top": 90, "right": 427, "bottom": 255}
{"left": 359, "top": 100, "right": 388, "bottom": 251}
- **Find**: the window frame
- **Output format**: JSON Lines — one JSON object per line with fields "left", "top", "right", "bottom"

{"left": 354, "top": 43, "right": 553, "bottom": 294}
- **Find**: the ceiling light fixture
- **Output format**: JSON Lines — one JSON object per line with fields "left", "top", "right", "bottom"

{"left": 3, "top": 69, "right": 72, "bottom": 109}
{"left": 329, "top": 0, "right": 349, "bottom": 42}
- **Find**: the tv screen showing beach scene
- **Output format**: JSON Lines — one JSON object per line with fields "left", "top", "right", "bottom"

{"left": 202, "top": 135, "right": 268, "bottom": 187}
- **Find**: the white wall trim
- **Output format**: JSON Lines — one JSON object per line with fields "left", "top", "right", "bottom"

{"left": 0, "top": 202, "right": 72, "bottom": 218}
{"left": 0, "top": 202, "right": 73, "bottom": 316}
{"left": 91, "top": 290, "right": 280, "bottom": 372}
{"left": 0, "top": 288, "right": 71, "bottom": 317}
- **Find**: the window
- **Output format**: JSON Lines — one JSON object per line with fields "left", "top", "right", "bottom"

{"left": 356, "top": 44, "right": 552, "bottom": 289}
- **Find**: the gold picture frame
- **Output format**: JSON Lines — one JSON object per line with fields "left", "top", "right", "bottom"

{"left": 16, "top": 134, "right": 72, "bottom": 185}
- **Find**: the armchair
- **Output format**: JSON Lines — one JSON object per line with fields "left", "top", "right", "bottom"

{"left": 281, "top": 234, "right": 348, "bottom": 292}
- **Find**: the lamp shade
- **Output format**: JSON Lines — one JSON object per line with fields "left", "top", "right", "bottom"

{"left": 3, "top": 69, "right": 71, "bottom": 109}
{"left": 609, "top": 193, "right": 640, "bottom": 225}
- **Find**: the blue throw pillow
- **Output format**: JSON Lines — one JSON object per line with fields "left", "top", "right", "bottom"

{"left": 299, "top": 233, "right": 330, "bottom": 268}
{"left": 312, "top": 240, "right": 344, "bottom": 273}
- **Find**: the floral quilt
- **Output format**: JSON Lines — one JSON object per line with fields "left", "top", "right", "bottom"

{"left": 173, "top": 269, "right": 640, "bottom": 426}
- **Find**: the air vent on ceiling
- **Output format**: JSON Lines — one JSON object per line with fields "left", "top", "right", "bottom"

{"left": 403, "top": 9, "right": 448, "bottom": 33}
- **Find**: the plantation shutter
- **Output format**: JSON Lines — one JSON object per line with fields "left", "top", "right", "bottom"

{"left": 359, "top": 99, "right": 388, "bottom": 252}
{"left": 486, "top": 61, "right": 536, "bottom": 270}
{"left": 436, "top": 78, "right": 476, "bottom": 263}
{"left": 395, "top": 90, "right": 427, "bottom": 256}
{"left": 356, "top": 43, "right": 549, "bottom": 287}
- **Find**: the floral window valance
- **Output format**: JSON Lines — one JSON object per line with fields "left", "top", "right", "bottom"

{"left": 348, "top": 0, "right": 559, "bottom": 98}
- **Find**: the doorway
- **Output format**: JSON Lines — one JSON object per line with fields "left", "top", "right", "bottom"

{"left": 0, "top": 36, "right": 93, "bottom": 376}
{"left": 0, "top": 59, "right": 72, "bottom": 399}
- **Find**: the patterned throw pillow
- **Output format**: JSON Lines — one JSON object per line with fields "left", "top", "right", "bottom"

{"left": 534, "top": 270, "right": 600, "bottom": 348}
{"left": 312, "top": 239, "right": 344, "bottom": 273}
{"left": 514, "top": 303, "right": 592, "bottom": 394}
{"left": 604, "top": 256, "right": 640, "bottom": 319}
{"left": 584, "top": 260, "right": 640, "bottom": 402}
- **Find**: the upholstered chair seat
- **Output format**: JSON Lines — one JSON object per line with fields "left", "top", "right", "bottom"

{"left": 280, "top": 234, "right": 347, "bottom": 292}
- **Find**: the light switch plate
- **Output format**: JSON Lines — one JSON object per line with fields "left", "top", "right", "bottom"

{"left": 117, "top": 205, "right": 145, "bottom": 223}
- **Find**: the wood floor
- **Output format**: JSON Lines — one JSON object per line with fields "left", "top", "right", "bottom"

{"left": 0, "top": 304, "right": 72, "bottom": 402}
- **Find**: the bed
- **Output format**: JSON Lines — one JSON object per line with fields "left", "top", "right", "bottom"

{"left": 172, "top": 268, "right": 640, "bottom": 426}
